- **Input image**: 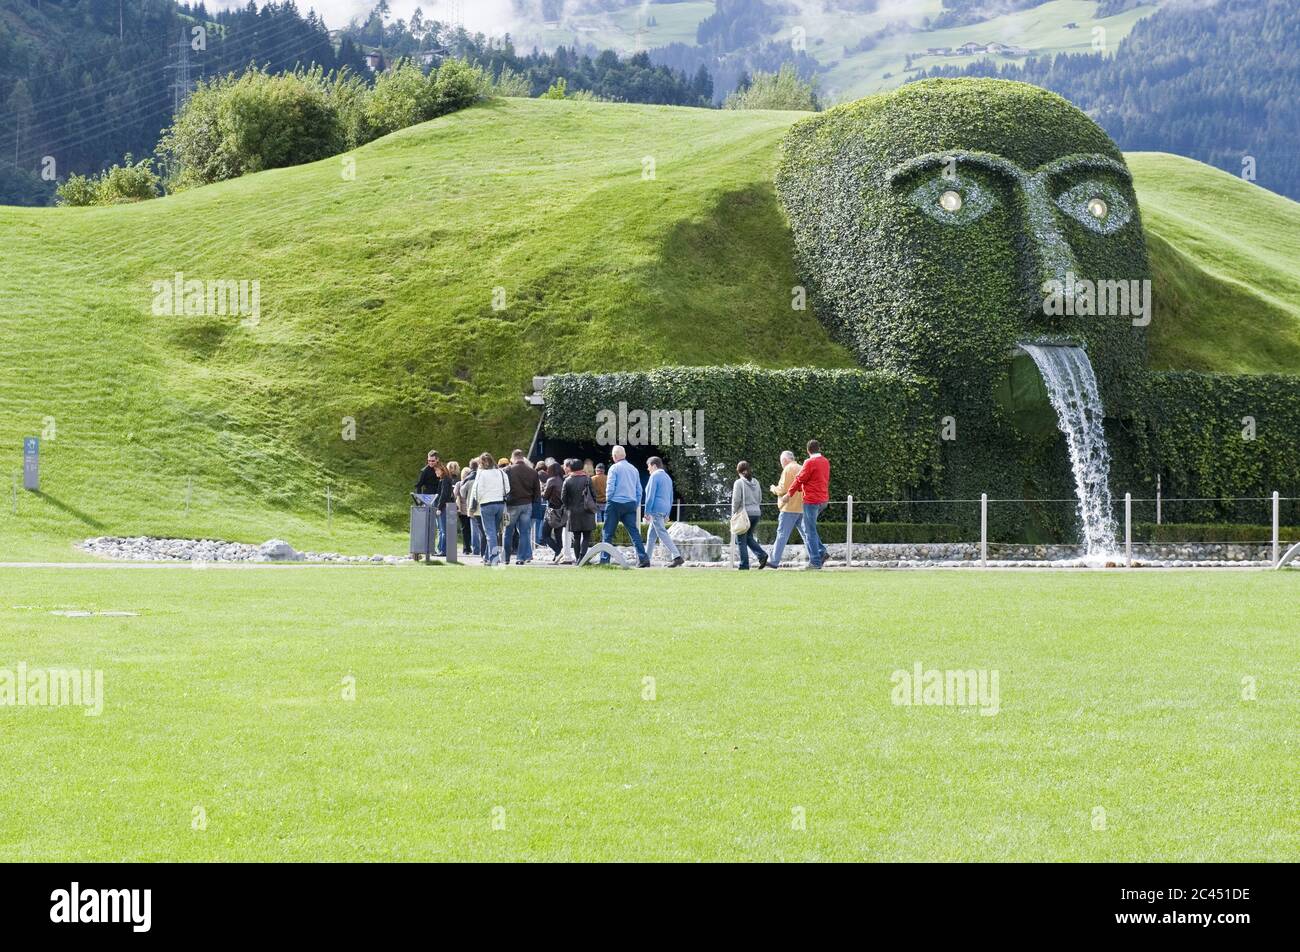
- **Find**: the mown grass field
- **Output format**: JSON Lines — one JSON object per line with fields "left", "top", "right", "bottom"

{"left": 0, "top": 566, "right": 1293, "bottom": 861}
{"left": 2, "top": 98, "right": 1297, "bottom": 564}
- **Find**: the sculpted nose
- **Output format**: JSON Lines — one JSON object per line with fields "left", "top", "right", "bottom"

{"left": 1020, "top": 177, "right": 1079, "bottom": 317}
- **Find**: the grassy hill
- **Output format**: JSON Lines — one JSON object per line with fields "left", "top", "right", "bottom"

{"left": 0, "top": 98, "right": 850, "bottom": 559}
{"left": 1128, "top": 152, "right": 1300, "bottom": 374}
{"left": 0, "top": 97, "right": 1296, "bottom": 559}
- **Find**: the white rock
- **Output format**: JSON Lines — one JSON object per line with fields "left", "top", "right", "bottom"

{"left": 259, "top": 539, "right": 300, "bottom": 561}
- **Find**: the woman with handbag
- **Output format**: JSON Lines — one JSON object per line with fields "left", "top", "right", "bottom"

{"left": 562, "top": 458, "right": 598, "bottom": 564}
{"left": 540, "top": 461, "right": 566, "bottom": 561}
{"left": 731, "top": 460, "right": 768, "bottom": 570}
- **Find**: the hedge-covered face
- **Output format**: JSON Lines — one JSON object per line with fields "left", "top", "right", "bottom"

{"left": 777, "top": 79, "right": 1149, "bottom": 406}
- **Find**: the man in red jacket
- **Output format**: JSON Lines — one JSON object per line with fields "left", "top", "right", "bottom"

{"left": 783, "top": 439, "right": 830, "bottom": 569}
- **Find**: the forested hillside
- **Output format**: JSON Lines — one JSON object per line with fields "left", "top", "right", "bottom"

{"left": 919, "top": 0, "right": 1300, "bottom": 199}
{"left": 0, "top": 0, "right": 371, "bottom": 205}
{"left": 0, "top": 0, "right": 715, "bottom": 207}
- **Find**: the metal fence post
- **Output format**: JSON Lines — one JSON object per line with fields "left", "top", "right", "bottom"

{"left": 326, "top": 485, "right": 333, "bottom": 532}
{"left": 1156, "top": 473, "right": 1162, "bottom": 526}
{"left": 846, "top": 495, "right": 853, "bottom": 568}
{"left": 1273, "top": 490, "right": 1280, "bottom": 565}
{"left": 980, "top": 493, "right": 987, "bottom": 566}
{"left": 675, "top": 500, "right": 681, "bottom": 524}
{"left": 185, "top": 475, "right": 192, "bottom": 517}
{"left": 1125, "top": 492, "right": 1132, "bottom": 567}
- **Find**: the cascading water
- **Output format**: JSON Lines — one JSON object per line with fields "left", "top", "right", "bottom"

{"left": 1020, "top": 343, "right": 1118, "bottom": 557}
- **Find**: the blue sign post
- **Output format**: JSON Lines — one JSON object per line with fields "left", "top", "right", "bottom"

{"left": 23, "top": 437, "right": 38, "bottom": 491}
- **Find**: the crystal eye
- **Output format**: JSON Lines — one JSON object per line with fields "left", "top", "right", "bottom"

{"left": 1086, "top": 197, "right": 1108, "bottom": 219}
{"left": 939, "top": 190, "right": 963, "bottom": 212}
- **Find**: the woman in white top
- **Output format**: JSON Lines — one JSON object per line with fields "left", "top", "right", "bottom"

{"left": 469, "top": 452, "right": 511, "bottom": 566}
{"left": 731, "top": 460, "right": 769, "bottom": 570}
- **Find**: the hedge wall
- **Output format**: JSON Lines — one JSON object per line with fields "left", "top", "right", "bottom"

{"left": 542, "top": 366, "right": 941, "bottom": 504}
{"left": 1140, "top": 371, "right": 1300, "bottom": 524}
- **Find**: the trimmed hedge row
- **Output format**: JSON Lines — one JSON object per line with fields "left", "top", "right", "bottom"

{"left": 1136, "top": 523, "right": 1300, "bottom": 544}
{"left": 1138, "top": 371, "right": 1300, "bottom": 525}
{"left": 543, "top": 366, "right": 941, "bottom": 504}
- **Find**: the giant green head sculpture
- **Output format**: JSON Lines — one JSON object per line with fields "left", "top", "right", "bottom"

{"left": 776, "top": 79, "right": 1150, "bottom": 412}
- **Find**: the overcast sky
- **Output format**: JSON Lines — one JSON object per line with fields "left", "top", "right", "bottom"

{"left": 202, "top": 1, "right": 524, "bottom": 34}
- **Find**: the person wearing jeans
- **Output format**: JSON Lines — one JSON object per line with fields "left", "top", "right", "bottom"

{"left": 600, "top": 446, "right": 649, "bottom": 567}
{"left": 592, "top": 463, "right": 607, "bottom": 525}
{"left": 503, "top": 449, "right": 541, "bottom": 564}
{"left": 532, "top": 461, "right": 548, "bottom": 547}
{"left": 785, "top": 439, "right": 830, "bottom": 569}
{"left": 767, "top": 450, "right": 804, "bottom": 568}
{"left": 731, "top": 460, "right": 768, "bottom": 570}
{"left": 643, "top": 456, "right": 684, "bottom": 567}
{"left": 479, "top": 501, "right": 505, "bottom": 566}
{"left": 469, "top": 453, "right": 511, "bottom": 566}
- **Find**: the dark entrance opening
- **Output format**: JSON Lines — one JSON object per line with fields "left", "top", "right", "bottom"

{"left": 533, "top": 434, "right": 664, "bottom": 496}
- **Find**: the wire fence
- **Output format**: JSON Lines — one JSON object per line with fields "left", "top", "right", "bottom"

{"left": 657, "top": 493, "right": 1300, "bottom": 566}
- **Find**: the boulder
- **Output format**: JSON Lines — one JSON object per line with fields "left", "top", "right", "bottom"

{"left": 668, "top": 522, "right": 723, "bottom": 562}
{"left": 259, "top": 539, "right": 300, "bottom": 561}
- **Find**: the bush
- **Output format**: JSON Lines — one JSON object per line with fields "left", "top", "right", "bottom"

{"left": 1136, "top": 523, "right": 1300, "bottom": 544}
{"left": 159, "top": 68, "right": 344, "bottom": 189}
{"left": 492, "top": 66, "right": 533, "bottom": 98}
{"left": 365, "top": 61, "right": 439, "bottom": 138}
{"left": 724, "top": 64, "right": 818, "bottom": 111}
{"left": 158, "top": 61, "right": 487, "bottom": 189}
{"left": 329, "top": 70, "right": 375, "bottom": 150}
{"left": 432, "top": 58, "right": 488, "bottom": 113}
{"left": 1138, "top": 371, "right": 1300, "bottom": 524}
{"left": 55, "top": 155, "right": 160, "bottom": 206}
{"left": 53, "top": 174, "right": 100, "bottom": 207}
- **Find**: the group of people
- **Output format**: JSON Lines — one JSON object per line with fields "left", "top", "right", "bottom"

{"left": 412, "top": 439, "right": 830, "bottom": 570}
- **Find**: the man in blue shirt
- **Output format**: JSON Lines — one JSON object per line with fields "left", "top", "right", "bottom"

{"left": 600, "top": 445, "right": 650, "bottom": 567}
{"left": 642, "top": 456, "right": 684, "bottom": 567}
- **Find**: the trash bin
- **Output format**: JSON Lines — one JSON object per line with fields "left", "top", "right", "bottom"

{"left": 410, "top": 504, "right": 436, "bottom": 561}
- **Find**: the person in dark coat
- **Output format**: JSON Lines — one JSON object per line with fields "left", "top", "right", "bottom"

{"left": 561, "top": 458, "right": 597, "bottom": 563}
{"left": 539, "top": 461, "right": 565, "bottom": 561}
{"left": 414, "top": 450, "right": 440, "bottom": 495}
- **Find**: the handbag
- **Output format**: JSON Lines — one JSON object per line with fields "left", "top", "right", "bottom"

{"left": 730, "top": 508, "right": 751, "bottom": 536}
{"left": 546, "top": 507, "right": 565, "bottom": 529}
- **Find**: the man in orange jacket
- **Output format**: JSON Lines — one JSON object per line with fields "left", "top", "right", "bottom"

{"left": 783, "top": 439, "right": 830, "bottom": 569}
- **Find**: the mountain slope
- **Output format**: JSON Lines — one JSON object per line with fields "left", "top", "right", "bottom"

{"left": 0, "top": 97, "right": 1296, "bottom": 560}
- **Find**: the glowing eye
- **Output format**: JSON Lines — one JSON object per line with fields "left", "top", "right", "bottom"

{"left": 939, "top": 190, "right": 963, "bottom": 212}
{"left": 1086, "top": 197, "right": 1108, "bottom": 219}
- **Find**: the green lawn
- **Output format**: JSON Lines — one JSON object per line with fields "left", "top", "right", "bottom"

{"left": 0, "top": 566, "right": 1293, "bottom": 861}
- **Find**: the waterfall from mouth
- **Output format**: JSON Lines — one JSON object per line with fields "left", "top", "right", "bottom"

{"left": 1020, "top": 343, "right": 1118, "bottom": 557}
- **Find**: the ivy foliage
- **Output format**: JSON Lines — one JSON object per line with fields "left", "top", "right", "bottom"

{"left": 774, "top": 78, "right": 1150, "bottom": 413}
{"left": 1141, "top": 372, "right": 1300, "bottom": 524}
{"left": 543, "top": 366, "right": 941, "bottom": 502}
